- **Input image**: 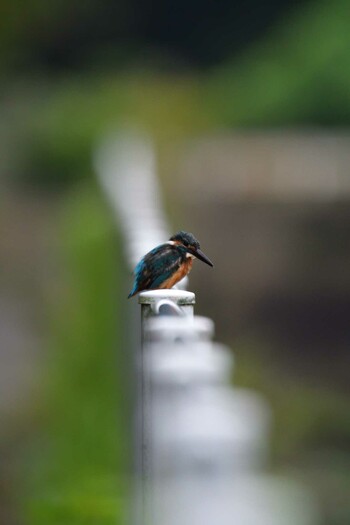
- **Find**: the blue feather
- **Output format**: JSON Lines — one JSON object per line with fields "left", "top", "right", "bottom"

{"left": 128, "top": 243, "right": 183, "bottom": 297}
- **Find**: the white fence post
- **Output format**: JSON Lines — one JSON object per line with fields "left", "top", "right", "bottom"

{"left": 137, "top": 290, "right": 195, "bottom": 524}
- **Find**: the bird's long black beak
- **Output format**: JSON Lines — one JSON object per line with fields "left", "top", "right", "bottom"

{"left": 190, "top": 248, "right": 214, "bottom": 267}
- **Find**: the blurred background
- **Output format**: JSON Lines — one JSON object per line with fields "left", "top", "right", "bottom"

{"left": 1, "top": 0, "right": 350, "bottom": 523}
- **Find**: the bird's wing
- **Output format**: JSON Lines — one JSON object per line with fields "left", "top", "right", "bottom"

{"left": 134, "top": 243, "right": 181, "bottom": 292}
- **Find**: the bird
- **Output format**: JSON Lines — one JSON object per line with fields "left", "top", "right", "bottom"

{"left": 128, "top": 231, "right": 213, "bottom": 298}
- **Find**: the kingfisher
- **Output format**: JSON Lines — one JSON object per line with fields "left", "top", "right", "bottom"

{"left": 128, "top": 231, "right": 213, "bottom": 298}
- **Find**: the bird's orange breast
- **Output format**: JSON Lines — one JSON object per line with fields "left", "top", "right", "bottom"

{"left": 160, "top": 258, "right": 193, "bottom": 289}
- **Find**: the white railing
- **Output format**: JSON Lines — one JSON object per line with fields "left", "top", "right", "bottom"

{"left": 95, "top": 130, "right": 319, "bottom": 525}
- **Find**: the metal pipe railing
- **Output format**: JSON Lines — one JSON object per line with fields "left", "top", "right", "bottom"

{"left": 95, "top": 130, "right": 319, "bottom": 525}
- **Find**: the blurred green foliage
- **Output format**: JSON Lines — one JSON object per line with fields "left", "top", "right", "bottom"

{"left": 24, "top": 185, "right": 130, "bottom": 525}
{"left": 6, "top": 0, "right": 349, "bottom": 192}
{"left": 20, "top": 74, "right": 213, "bottom": 188}
{"left": 206, "top": 0, "right": 350, "bottom": 126}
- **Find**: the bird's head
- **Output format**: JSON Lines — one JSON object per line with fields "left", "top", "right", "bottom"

{"left": 169, "top": 231, "right": 213, "bottom": 267}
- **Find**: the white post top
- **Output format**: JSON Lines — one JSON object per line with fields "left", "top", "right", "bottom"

{"left": 139, "top": 289, "right": 195, "bottom": 306}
